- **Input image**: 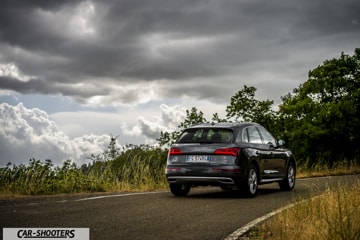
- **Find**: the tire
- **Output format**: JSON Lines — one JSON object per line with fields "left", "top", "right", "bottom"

{"left": 279, "top": 162, "right": 296, "bottom": 191}
{"left": 169, "top": 183, "right": 190, "bottom": 196}
{"left": 240, "top": 164, "right": 258, "bottom": 198}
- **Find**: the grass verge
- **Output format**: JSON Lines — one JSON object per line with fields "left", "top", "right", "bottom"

{"left": 296, "top": 159, "right": 360, "bottom": 178}
{"left": 1, "top": 152, "right": 359, "bottom": 197}
{"left": 246, "top": 180, "right": 360, "bottom": 240}
{"left": 0, "top": 147, "right": 168, "bottom": 196}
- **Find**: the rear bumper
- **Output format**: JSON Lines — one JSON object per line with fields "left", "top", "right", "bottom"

{"left": 167, "top": 176, "right": 237, "bottom": 186}
{"left": 165, "top": 164, "right": 246, "bottom": 186}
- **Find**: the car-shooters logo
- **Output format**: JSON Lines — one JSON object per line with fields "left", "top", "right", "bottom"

{"left": 3, "top": 228, "right": 89, "bottom": 240}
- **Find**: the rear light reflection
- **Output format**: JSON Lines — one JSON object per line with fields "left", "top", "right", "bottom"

{"left": 211, "top": 167, "right": 241, "bottom": 173}
{"left": 214, "top": 148, "right": 240, "bottom": 157}
{"left": 165, "top": 167, "right": 182, "bottom": 174}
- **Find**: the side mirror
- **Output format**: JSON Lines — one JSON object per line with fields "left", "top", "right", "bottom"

{"left": 278, "top": 139, "right": 285, "bottom": 147}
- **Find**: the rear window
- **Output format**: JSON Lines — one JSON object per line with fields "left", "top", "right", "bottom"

{"left": 177, "top": 128, "right": 234, "bottom": 143}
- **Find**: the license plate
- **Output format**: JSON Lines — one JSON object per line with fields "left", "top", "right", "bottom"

{"left": 186, "top": 155, "right": 210, "bottom": 163}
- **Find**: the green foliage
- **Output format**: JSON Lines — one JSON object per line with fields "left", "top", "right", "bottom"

{"left": 279, "top": 49, "right": 360, "bottom": 162}
{"left": 0, "top": 146, "right": 168, "bottom": 195}
{"left": 179, "top": 107, "right": 207, "bottom": 129}
{"left": 226, "top": 85, "right": 277, "bottom": 132}
{"left": 157, "top": 87, "right": 278, "bottom": 147}
{"left": 0, "top": 159, "right": 104, "bottom": 195}
{"left": 106, "top": 134, "right": 121, "bottom": 160}
{"left": 211, "top": 113, "right": 227, "bottom": 123}
{"left": 226, "top": 85, "right": 276, "bottom": 126}
{"left": 157, "top": 49, "right": 360, "bottom": 165}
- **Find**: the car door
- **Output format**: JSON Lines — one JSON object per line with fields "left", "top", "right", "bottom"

{"left": 244, "top": 126, "right": 272, "bottom": 176}
{"left": 257, "top": 126, "right": 287, "bottom": 178}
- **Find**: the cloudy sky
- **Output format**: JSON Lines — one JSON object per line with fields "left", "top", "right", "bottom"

{"left": 0, "top": 0, "right": 359, "bottom": 166}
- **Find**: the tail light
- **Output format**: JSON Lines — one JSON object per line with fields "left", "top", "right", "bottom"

{"left": 169, "top": 148, "right": 182, "bottom": 155}
{"left": 214, "top": 147, "right": 241, "bottom": 157}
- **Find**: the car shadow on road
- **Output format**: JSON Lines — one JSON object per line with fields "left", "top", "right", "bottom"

{"left": 184, "top": 186, "right": 281, "bottom": 199}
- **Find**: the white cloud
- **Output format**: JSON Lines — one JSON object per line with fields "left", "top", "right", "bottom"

{"left": 159, "top": 104, "right": 187, "bottom": 129}
{"left": 49, "top": 105, "right": 160, "bottom": 144}
{"left": 121, "top": 104, "right": 187, "bottom": 143}
{"left": 0, "top": 102, "right": 197, "bottom": 166}
{"left": 120, "top": 101, "right": 230, "bottom": 144}
{"left": 0, "top": 103, "right": 118, "bottom": 166}
{"left": 0, "top": 62, "right": 35, "bottom": 82}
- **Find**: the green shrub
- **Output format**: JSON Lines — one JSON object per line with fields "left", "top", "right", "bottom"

{"left": 0, "top": 146, "right": 168, "bottom": 196}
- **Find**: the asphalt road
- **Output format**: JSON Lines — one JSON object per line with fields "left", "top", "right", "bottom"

{"left": 1, "top": 175, "right": 359, "bottom": 240}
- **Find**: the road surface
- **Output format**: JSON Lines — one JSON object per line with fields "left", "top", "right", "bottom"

{"left": 1, "top": 175, "right": 359, "bottom": 240}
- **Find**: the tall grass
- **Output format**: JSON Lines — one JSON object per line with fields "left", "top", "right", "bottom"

{"left": 297, "top": 158, "right": 360, "bottom": 178}
{"left": 0, "top": 146, "right": 168, "bottom": 196}
{"left": 255, "top": 181, "right": 360, "bottom": 240}
{"left": 1, "top": 146, "right": 360, "bottom": 196}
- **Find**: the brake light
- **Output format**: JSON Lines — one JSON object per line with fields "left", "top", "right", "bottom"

{"left": 214, "top": 148, "right": 241, "bottom": 157}
{"left": 169, "top": 148, "right": 182, "bottom": 155}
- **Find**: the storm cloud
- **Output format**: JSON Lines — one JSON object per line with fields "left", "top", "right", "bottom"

{"left": 1, "top": 0, "right": 359, "bottom": 105}
{"left": 0, "top": 0, "right": 359, "bottom": 165}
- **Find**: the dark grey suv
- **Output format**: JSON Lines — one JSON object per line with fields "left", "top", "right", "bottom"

{"left": 165, "top": 122, "right": 296, "bottom": 197}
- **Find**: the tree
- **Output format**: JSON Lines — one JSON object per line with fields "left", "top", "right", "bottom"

{"left": 157, "top": 86, "right": 280, "bottom": 146}
{"left": 279, "top": 49, "right": 360, "bottom": 162}
{"left": 226, "top": 85, "right": 277, "bottom": 131}
{"left": 107, "top": 134, "right": 121, "bottom": 160}
{"left": 211, "top": 112, "right": 227, "bottom": 123}
{"left": 157, "top": 107, "right": 207, "bottom": 147}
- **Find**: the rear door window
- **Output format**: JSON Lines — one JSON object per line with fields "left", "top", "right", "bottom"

{"left": 247, "top": 126, "right": 263, "bottom": 144}
{"left": 240, "top": 128, "right": 249, "bottom": 143}
{"left": 257, "top": 126, "right": 276, "bottom": 146}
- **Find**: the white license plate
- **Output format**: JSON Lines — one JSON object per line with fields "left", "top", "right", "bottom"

{"left": 186, "top": 155, "right": 210, "bottom": 163}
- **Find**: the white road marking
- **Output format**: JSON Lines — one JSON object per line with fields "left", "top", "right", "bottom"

{"left": 75, "top": 191, "right": 166, "bottom": 201}
{"left": 224, "top": 195, "right": 322, "bottom": 240}
{"left": 224, "top": 176, "right": 345, "bottom": 240}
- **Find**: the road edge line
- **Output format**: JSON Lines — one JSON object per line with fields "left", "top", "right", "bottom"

{"left": 224, "top": 196, "right": 320, "bottom": 240}
{"left": 75, "top": 191, "right": 165, "bottom": 201}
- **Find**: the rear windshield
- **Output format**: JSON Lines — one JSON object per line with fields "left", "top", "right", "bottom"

{"left": 177, "top": 128, "right": 234, "bottom": 143}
